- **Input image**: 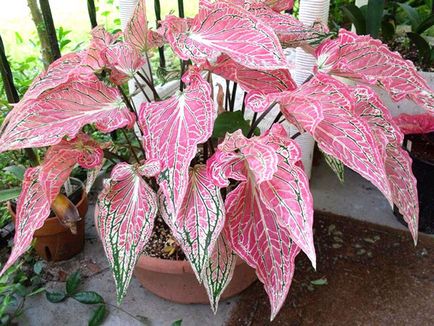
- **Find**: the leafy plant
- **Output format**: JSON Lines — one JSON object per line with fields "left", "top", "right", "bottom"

{"left": 0, "top": 255, "right": 45, "bottom": 324}
{"left": 46, "top": 271, "right": 107, "bottom": 326}
{"left": 0, "top": 0, "right": 433, "bottom": 321}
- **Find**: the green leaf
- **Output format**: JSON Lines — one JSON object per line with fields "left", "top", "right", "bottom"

{"left": 212, "top": 111, "right": 259, "bottom": 138}
{"left": 88, "top": 304, "right": 106, "bottom": 326}
{"left": 73, "top": 291, "right": 104, "bottom": 304}
{"left": 4, "top": 165, "right": 26, "bottom": 181}
{"left": 366, "top": 0, "right": 385, "bottom": 38}
{"left": 342, "top": 4, "right": 367, "bottom": 34}
{"left": 66, "top": 271, "right": 81, "bottom": 295}
{"left": 322, "top": 151, "right": 345, "bottom": 183}
{"left": 45, "top": 291, "right": 67, "bottom": 303}
{"left": 398, "top": 3, "right": 422, "bottom": 31}
{"left": 33, "top": 261, "right": 44, "bottom": 275}
{"left": 416, "top": 14, "right": 434, "bottom": 34}
{"left": 171, "top": 320, "right": 183, "bottom": 326}
{"left": 0, "top": 188, "right": 21, "bottom": 202}
{"left": 310, "top": 278, "right": 328, "bottom": 286}
{"left": 407, "top": 32, "right": 431, "bottom": 64}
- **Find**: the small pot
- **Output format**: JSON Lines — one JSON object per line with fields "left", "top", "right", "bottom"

{"left": 394, "top": 133, "right": 434, "bottom": 234}
{"left": 134, "top": 255, "right": 257, "bottom": 304}
{"left": 8, "top": 186, "right": 88, "bottom": 261}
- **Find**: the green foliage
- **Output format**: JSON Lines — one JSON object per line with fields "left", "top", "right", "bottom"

{"left": 46, "top": 271, "right": 108, "bottom": 326}
{"left": 0, "top": 255, "right": 45, "bottom": 324}
{"left": 212, "top": 111, "right": 260, "bottom": 138}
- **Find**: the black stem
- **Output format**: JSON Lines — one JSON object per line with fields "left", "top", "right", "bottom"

{"left": 247, "top": 102, "right": 278, "bottom": 138}
{"left": 203, "top": 142, "right": 209, "bottom": 163}
{"left": 38, "top": 0, "right": 61, "bottom": 60}
{"left": 179, "top": 60, "right": 186, "bottom": 91}
{"left": 133, "top": 75, "right": 152, "bottom": 102}
{"left": 269, "top": 112, "right": 283, "bottom": 129}
{"left": 87, "top": 0, "right": 98, "bottom": 29}
{"left": 241, "top": 92, "right": 247, "bottom": 115}
{"left": 225, "top": 80, "right": 230, "bottom": 111}
{"left": 121, "top": 129, "right": 140, "bottom": 164}
{"left": 137, "top": 70, "right": 159, "bottom": 100}
{"left": 154, "top": 0, "right": 166, "bottom": 68}
{"left": 230, "top": 82, "right": 237, "bottom": 111}
{"left": 291, "top": 132, "right": 301, "bottom": 140}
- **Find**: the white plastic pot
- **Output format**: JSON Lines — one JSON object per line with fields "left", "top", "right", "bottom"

{"left": 293, "top": 0, "right": 330, "bottom": 178}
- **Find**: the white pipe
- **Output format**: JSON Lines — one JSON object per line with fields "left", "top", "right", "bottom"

{"left": 293, "top": 0, "right": 330, "bottom": 178}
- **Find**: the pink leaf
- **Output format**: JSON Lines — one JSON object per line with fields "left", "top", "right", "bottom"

{"left": 0, "top": 78, "right": 135, "bottom": 152}
{"left": 95, "top": 162, "right": 158, "bottom": 303}
{"left": 124, "top": 0, "right": 148, "bottom": 53}
{"left": 225, "top": 181, "right": 300, "bottom": 320}
{"left": 208, "top": 126, "right": 315, "bottom": 319}
{"left": 160, "top": 1, "right": 287, "bottom": 70}
{"left": 164, "top": 165, "right": 225, "bottom": 281}
{"left": 285, "top": 74, "right": 393, "bottom": 203}
{"left": 248, "top": 3, "right": 329, "bottom": 48}
{"left": 231, "top": 0, "right": 294, "bottom": 12}
{"left": 203, "top": 234, "right": 236, "bottom": 313}
{"left": 102, "top": 43, "right": 146, "bottom": 84}
{"left": 206, "top": 54, "right": 296, "bottom": 94}
{"left": 0, "top": 135, "right": 103, "bottom": 276}
{"left": 316, "top": 29, "right": 434, "bottom": 113}
{"left": 393, "top": 113, "right": 434, "bottom": 135}
{"left": 25, "top": 52, "right": 86, "bottom": 100}
{"left": 138, "top": 68, "right": 216, "bottom": 223}
{"left": 352, "top": 86, "right": 419, "bottom": 243}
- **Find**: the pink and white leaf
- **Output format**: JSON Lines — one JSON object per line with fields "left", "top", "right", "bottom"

{"left": 393, "top": 113, "right": 434, "bottom": 135}
{"left": 0, "top": 135, "right": 103, "bottom": 276}
{"left": 316, "top": 29, "right": 434, "bottom": 113}
{"left": 124, "top": 0, "right": 149, "bottom": 53}
{"left": 289, "top": 74, "right": 393, "bottom": 203}
{"left": 167, "top": 165, "right": 225, "bottom": 281}
{"left": 95, "top": 162, "right": 158, "bottom": 303}
{"left": 161, "top": 1, "right": 287, "bottom": 70}
{"left": 203, "top": 234, "right": 236, "bottom": 313}
{"left": 206, "top": 54, "right": 296, "bottom": 94}
{"left": 248, "top": 3, "right": 329, "bottom": 48}
{"left": 352, "top": 86, "right": 419, "bottom": 242}
{"left": 224, "top": 181, "right": 300, "bottom": 320}
{"left": 25, "top": 52, "right": 86, "bottom": 100}
{"left": 138, "top": 68, "right": 216, "bottom": 223}
{"left": 0, "top": 78, "right": 135, "bottom": 152}
{"left": 258, "top": 125, "right": 316, "bottom": 267}
{"left": 102, "top": 43, "right": 145, "bottom": 84}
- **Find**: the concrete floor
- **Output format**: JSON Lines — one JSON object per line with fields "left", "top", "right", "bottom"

{"left": 16, "top": 156, "right": 416, "bottom": 326}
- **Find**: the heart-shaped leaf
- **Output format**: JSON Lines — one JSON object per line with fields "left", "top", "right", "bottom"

{"left": 73, "top": 291, "right": 104, "bottom": 304}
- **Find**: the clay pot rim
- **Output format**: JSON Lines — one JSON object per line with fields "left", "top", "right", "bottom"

{"left": 7, "top": 182, "right": 87, "bottom": 223}
{"left": 136, "top": 254, "right": 246, "bottom": 275}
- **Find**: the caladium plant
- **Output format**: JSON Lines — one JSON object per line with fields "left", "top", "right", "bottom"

{"left": 1, "top": 0, "right": 433, "bottom": 320}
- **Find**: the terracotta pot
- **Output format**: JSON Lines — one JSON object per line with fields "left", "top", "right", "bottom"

{"left": 133, "top": 255, "right": 257, "bottom": 304}
{"left": 8, "top": 187, "right": 88, "bottom": 261}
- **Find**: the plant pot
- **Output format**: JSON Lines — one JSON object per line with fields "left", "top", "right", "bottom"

{"left": 133, "top": 255, "right": 257, "bottom": 304}
{"left": 394, "top": 133, "right": 434, "bottom": 234}
{"left": 8, "top": 186, "right": 88, "bottom": 261}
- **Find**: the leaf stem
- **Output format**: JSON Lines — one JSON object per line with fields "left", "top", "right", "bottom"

{"left": 247, "top": 102, "right": 278, "bottom": 138}
{"left": 121, "top": 129, "right": 140, "bottom": 164}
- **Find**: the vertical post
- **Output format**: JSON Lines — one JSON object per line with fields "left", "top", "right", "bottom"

{"left": 0, "top": 36, "right": 20, "bottom": 103}
{"left": 38, "top": 0, "right": 61, "bottom": 61}
{"left": 293, "top": 0, "right": 331, "bottom": 178}
{"left": 154, "top": 0, "right": 166, "bottom": 68}
{"left": 87, "top": 0, "right": 98, "bottom": 29}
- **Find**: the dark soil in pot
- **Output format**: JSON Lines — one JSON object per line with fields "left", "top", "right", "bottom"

{"left": 136, "top": 216, "right": 257, "bottom": 304}
{"left": 394, "top": 133, "right": 434, "bottom": 234}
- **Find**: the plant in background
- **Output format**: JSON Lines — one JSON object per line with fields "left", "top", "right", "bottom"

{"left": 0, "top": 0, "right": 433, "bottom": 320}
